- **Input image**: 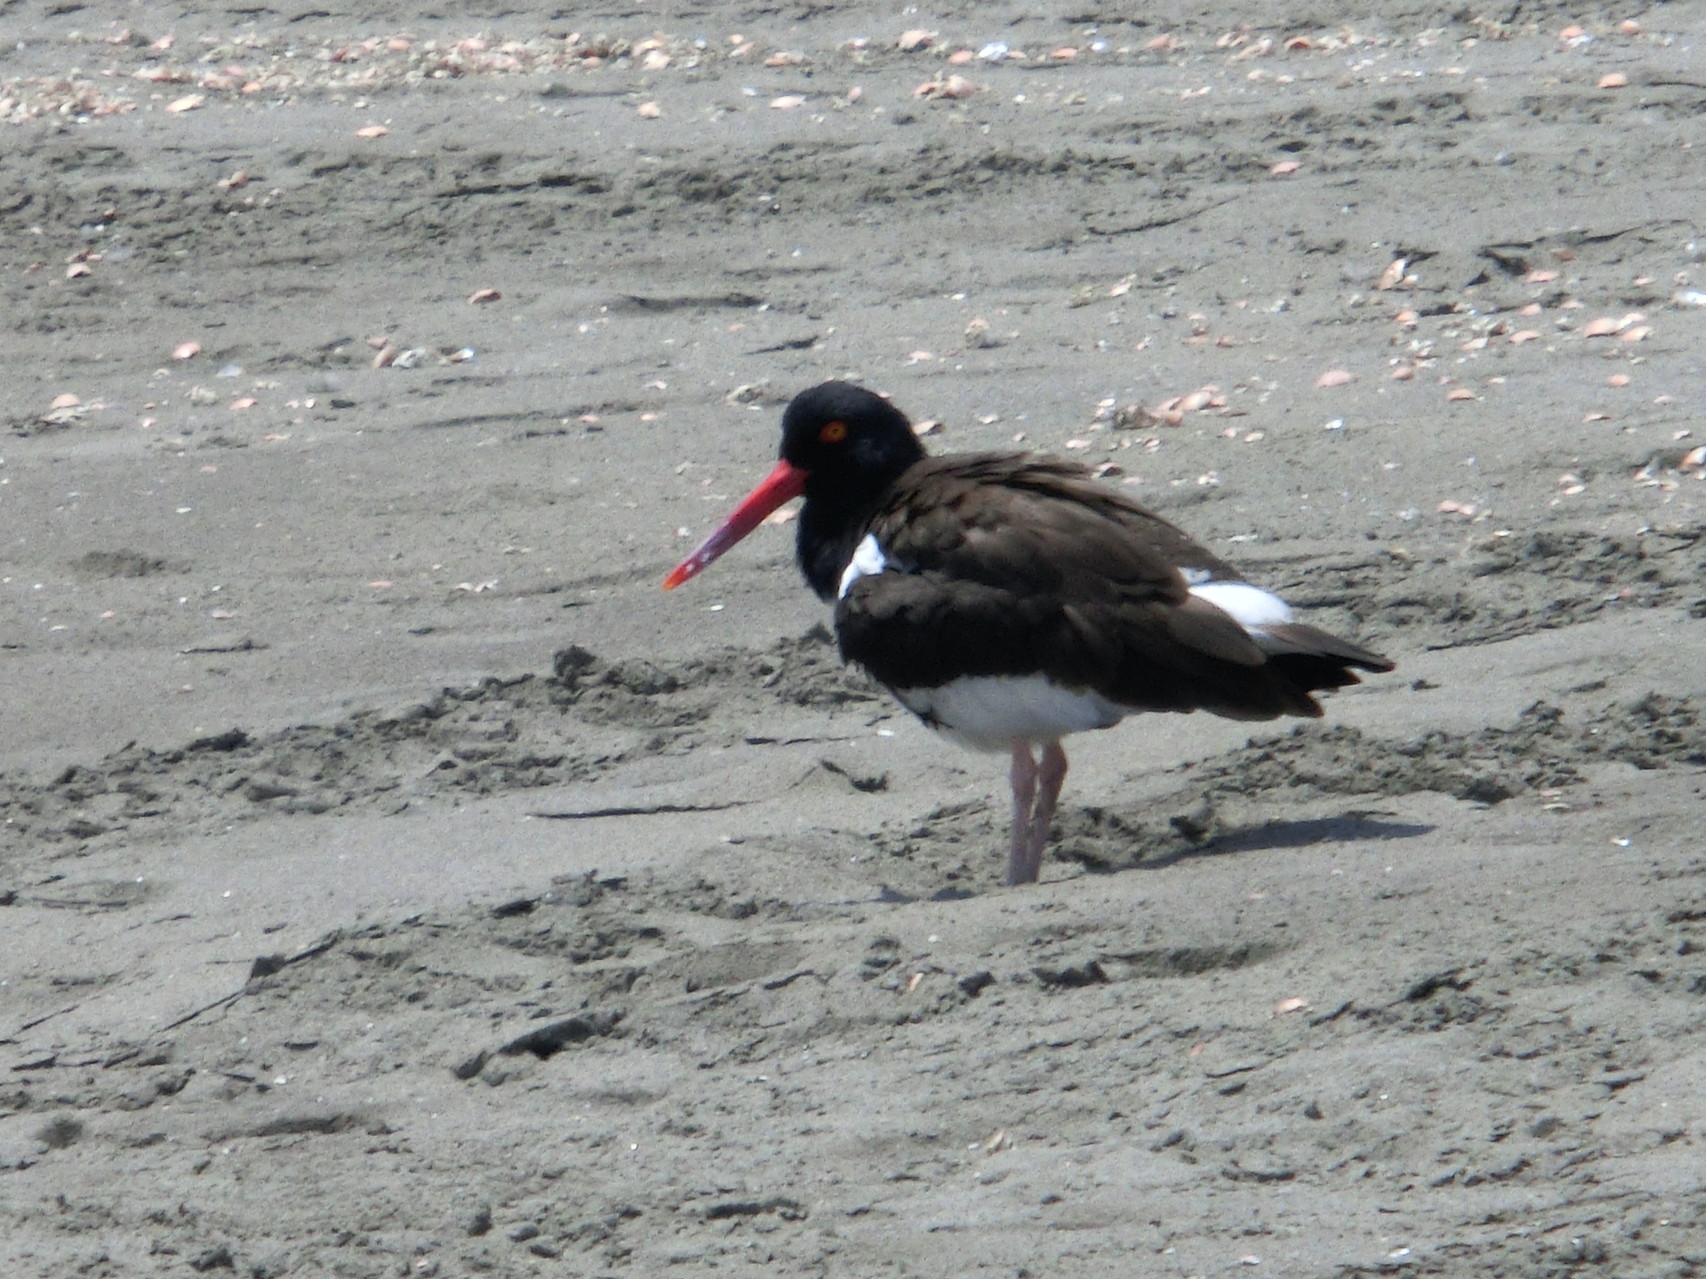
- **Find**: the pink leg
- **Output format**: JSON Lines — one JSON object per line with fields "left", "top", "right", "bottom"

{"left": 1028, "top": 739, "right": 1069, "bottom": 864}
{"left": 1006, "top": 741, "right": 1038, "bottom": 886}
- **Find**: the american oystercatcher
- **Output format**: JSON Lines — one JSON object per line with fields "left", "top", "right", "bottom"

{"left": 664, "top": 381, "right": 1394, "bottom": 885}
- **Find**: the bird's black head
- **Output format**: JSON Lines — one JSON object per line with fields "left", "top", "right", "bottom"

{"left": 779, "top": 382, "right": 928, "bottom": 600}
{"left": 779, "top": 381, "right": 927, "bottom": 499}
{"left": 663, "top": 382, "right": 928, "bottom": 599}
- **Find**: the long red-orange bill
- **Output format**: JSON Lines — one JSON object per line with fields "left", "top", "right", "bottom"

{"left": 662, "top": 459, "right": 807, "bottom": 589}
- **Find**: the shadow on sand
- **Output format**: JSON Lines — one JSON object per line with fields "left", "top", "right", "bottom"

{"left": 1139, "top": 811, "right": 1435, "bottom": 871}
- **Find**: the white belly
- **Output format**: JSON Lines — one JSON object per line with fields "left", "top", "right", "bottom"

{"left": 891, "top": 674, "right": 1126, "bottom": 753}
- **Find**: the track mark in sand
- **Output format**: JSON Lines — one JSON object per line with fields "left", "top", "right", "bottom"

{"left": 160, "top": 931, "right": 342, "bottom": 1032}
{"left": 1192, "top": 693, "right": 1706, "bottom": 805}
{"left": 236, "top": 1112, "right": 373, "bottom": 1140}
{"left": 529, "top": 800, "right": 753, "bottom": 819}
{"left": 699, "top": 1197, "right": 807, "bottom": 1222}
{"left": 455, "top": 1010, "right": 626, "bottom": 1081}
{"left": 1282, "top": 527, "right": 1706, "bottom": 653}
{"left": 608, "top": 292, "right": 765, "bottom": 313}
{"left": 6, "top": 1004, "right": 80, "bottom": 1040}
{"left": 1034, "top": 942, "right": 1282, "bottom": 990}
{"left": 1084, "top": 194, "right": 1240, "bottom": 237}
{"left": 28, "top": 877, "right": 153, "bottom": 913}
{"left": 67, "top": 549, "right": 177, "bottom": 579}
{"left": 0, "top": 628, "right": 864, "bottom": 858}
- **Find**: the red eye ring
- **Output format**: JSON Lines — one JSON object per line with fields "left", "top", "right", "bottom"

{"left": 819, "top": 420, "right": 848, "bottom": 444}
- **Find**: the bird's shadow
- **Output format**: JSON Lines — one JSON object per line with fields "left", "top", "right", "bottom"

{"left": 862, "top": 808, "right": 1434, "bottom": 903}
{"left": 1108, "top": 809, "right": 1435, "bottom": 873}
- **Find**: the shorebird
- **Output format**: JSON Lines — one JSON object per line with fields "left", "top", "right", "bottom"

{"left": 665, "top": 381, "right": 1393, "bottom": 885}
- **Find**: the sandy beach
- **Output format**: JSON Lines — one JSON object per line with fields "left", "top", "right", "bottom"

{"left": 3, "top": 2, "right": 1705, "bottom": 1274}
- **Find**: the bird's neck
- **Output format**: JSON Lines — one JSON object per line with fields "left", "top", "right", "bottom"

{"left": 796, "top": 463, "right": 916, "bottom": 600}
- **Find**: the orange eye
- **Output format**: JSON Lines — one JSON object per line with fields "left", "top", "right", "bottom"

{"left": 818, "top": 420, "right": 848, "bottom": 444}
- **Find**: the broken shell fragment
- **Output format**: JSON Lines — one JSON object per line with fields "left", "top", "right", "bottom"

{"left": 636, "top": 101, "right": 662, "bottom": 118}
{"left": 1447, "top": 387, "right": 1477, "bottom": 401}
{"left": 1581, "top": 316, "right": 1622, "bottom": 337}
{"left": 1598, "top": 72, "right": 1629, "bottom": 89}
{"left": 1375, "top": 258, "right": 1408, "bottom": 291}
{"left": 770, "top": 94, "right": 806, "bottom": 110}
{"left": 50, "top": 393, "right": 82, "bottom": 410}
{"left": 354, "top": 124, "right": 389, "bottom": 138}
{"left": 915, "top": 74, "right": 982, "bottom": 100}
{"left": 1269, "top": 159, "right": 1301, "bottom": 176}
{"left": 173, "top": 341, "right": 202, "bottom": 360}
{"left": 468, "top": 288, "right": 502, "bottom": 304}
{"left": 1315, "top": 369, "right": 1354, "bottom": 388}
{"left": 166, "top": 94, "right": 205, "bottom": 113}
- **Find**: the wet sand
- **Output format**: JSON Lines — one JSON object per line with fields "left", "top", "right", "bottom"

{"left": 3, "top": 2, "right": 1705, "bottom": 1275}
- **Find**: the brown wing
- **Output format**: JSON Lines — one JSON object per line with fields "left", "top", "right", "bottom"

{"left": 834, "top": 453, "right": 1391, "bottom": 720}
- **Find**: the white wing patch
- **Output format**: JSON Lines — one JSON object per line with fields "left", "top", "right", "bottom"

{"left": 1189, "top": 581, "right": 1293, "bottom": 629}
{"left": 1190, "top": 581, "right": 1297, "bottom": 653}
{"left": 837, "top": 533, "right": 889, "bottom": 600}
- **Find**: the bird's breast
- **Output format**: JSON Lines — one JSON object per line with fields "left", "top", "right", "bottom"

{"left": 836, "top": 532, "right": 891, "bottom": 600}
